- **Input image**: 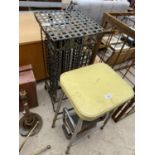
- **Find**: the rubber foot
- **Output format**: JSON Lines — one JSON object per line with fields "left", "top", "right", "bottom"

{"left": 65, "top": 147, "right": 70, "bottom": 154}
{"left": 51, "top": 124, "right": 55, "bottom": 128}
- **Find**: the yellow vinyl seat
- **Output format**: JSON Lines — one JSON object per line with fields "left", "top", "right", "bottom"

{"left": 60, "top": 63, "right": 134, "bottom": 121}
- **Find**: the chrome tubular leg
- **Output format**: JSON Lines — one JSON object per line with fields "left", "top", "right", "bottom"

{"left": 100, "top": 112, "right": 111, "bottom": 130}
{"left": 65, "top": 119, "right": 83, "bottom": 154}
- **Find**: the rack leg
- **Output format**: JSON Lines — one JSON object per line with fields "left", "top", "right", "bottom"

{"left": 51, "top": 92, "right": 64, "bottom": 128}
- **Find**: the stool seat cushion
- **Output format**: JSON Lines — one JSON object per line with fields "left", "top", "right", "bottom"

{"left": 60, "top": 63, "right": 134, "bottom": 121}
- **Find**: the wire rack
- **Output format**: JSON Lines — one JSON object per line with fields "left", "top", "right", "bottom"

{"left": 35, "top": 10, "right": 103, "bottom": 41}
{"left": 98, "top": 12, "right": 135, "bottom": 71}
{"left": 34, "top": 9, "right": 104, "bottom": 111}
{"left": 96, "top": 12, "right": 135, "bottom": 122}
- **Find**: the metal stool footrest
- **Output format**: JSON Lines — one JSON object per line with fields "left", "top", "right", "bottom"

{"left": 62, "top": 108, "right": 97, "bottom": 139}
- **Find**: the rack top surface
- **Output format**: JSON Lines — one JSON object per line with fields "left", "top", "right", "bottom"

{"left": 34, "top": 10, "right": 104, "bottom": 41}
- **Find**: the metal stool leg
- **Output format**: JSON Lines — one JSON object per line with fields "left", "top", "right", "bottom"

{"left": 100, "top": 112, "right": 111, "bottom": 130}
{"left": 51, "top": 92, "right": 64, "bottom": 128}
{"left": 65, "top": 119, "right": 83, "bottom": 154}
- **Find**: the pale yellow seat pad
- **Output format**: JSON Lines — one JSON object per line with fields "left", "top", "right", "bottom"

{"left": 60, "top": 63, "right": 134, "bottom": 121}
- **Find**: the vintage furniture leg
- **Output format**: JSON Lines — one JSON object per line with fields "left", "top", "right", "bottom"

{"left": 52, "top": 92, "right": 64, "bottom": 128}
{"left": 65, "top": 119, "right": 83, "bottom": 154}
{"left": 100, "top": 112, "right": 112, "bottom": 130}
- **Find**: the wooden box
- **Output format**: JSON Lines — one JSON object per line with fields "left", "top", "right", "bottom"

{"left": 19, "top": 64, "right": 38, "bottom": 112}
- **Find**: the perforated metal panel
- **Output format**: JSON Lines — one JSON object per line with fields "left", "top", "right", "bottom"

{"left": 35, "top": 10, "right": 103, "bottom": 41}
{"left": 34, "top": 10, "right": 104, "bottom": 106}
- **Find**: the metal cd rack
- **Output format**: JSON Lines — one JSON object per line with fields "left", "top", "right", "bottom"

{"left": 35, "top": 10, "right": 103, "bottom": 41}
{"left": 34, "top": 9, "right": 104, "bottom": 111}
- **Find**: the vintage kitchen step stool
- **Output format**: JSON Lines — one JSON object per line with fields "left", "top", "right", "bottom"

{"left": 52, "top": 63, "right": 134, "bottom": 154}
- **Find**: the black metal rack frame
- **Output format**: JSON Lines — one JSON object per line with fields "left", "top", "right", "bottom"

{"left": 34, "top": 9, "right": 104, "bottom": 112}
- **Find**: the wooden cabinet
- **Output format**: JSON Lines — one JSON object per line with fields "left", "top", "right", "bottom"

{"left": 19, "top": 13, "right": 46, "bottom": 81}
{"left": 19, "top": 64, "right": 38, "bottom": 111}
